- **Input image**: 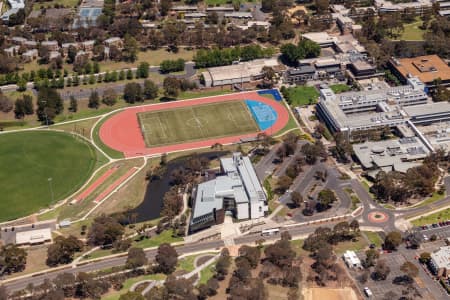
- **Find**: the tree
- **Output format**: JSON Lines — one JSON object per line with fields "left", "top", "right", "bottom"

{"left": 46, "top": 236, "right": 84, "bottom": 266}
{"left": 88, "top": 90, "right": 100, "bottom": 109}
{"left": 159, "top": 0, "right": 172, "bottom": 16}
{"left": 315, "top": 0, "right": 329, "bottom": 14}
{"left": 400, "top": 261, "right": 419, "bottom": 278}
{"left": 125, "top": 247, "right": 147, "bottom": 269}
{"left": 87, "top": 215, "right": 124, "bottom": 246}
{"left": 363, "top": 249, "right": 379, "bottom": 268}
{"left": 23, "top": 95, "right": 33, "bottom": 115}
{"left": 122, "top": 34, "right": 138, "bottom": 62}
{"left": 155, "top": 243, "right": 178, "bottom": 274}
{"left": 280, "top": 43, "right": 300, "bottom": 66}
{"left": 119, "top": 292, "right": 145, "bottom": 300}
{"left": 123, "top": 82, "right": 143, "bottom": 103}
{"left": 384, "top": 231, "right": 402, "bottom": 251}
{"left": 276, "top": 175, "right": 293, "bottom": 194}
{"left": 143, "top": 79, "right": 158, "bottom": 100}
{"left": 0, "top": 244, "right": 27, "bottom": 274}
{"left": 69, "top": 96, "right": 78, "bottom": 112}
{"left": 238, "top": 245, "right": 260, "bottom": 268}
{"left": 136, "top": 62, "right": 149, "bottom": 78}
{"left": 316, "top": 189, "right": 337, "bottom": 211}
{"left": 163, "top": 77, "right": 181, "bottom": 98}
{"left": 102, "top": 88, "right": 118, "bottom": 106}
{"left": 0, "top": 93, "right": 13, "bottom": 113}
{"left": 372, "top": 259, "right": 390, "bottom": 281}
{"left": 419, "top": 252, "right": 431, "bottom": 263}
{"left": 36, "top": 87, "right": 63, "bottom": 124}
{"left": 14, "top": 98, "right": 25, "bottom": 119}
{"left": 290, "top": 191, "right": 303, "bottom": 207}
{"left": 53, "top": 273, "right": 76, "bottom": 298}
{"left": 76, "top": 272, "right": 109, "bottom": 299}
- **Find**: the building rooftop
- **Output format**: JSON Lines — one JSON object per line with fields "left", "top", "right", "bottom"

{"left": 391, "top": 55, "right": 450, "bottom": 84}
{"left": 204, "top": 58, "right": 279, "bottom": 82}
{"left": 431, "top": 246, "right": 450, "bottom": 270}
{"left": 302, "top": 32, "right": 337, "bottom": 46}
{"left": 353, "top": 137, "right": 429, "bottom": 172}
{"left": 15, "top": 228, "right": 52, "bottom": 245}
{"left": 403, "top": 102, "right": 450, "bottom": 118}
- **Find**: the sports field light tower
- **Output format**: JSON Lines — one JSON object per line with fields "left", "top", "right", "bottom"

{"left": 48, "top": 177, "right": 54, "bottom": 204}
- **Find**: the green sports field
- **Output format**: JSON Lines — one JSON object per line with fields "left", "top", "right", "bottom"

{"left": 137, "top": 101, "right": 258, "bottom": 147}
{"left": 0, "top": 131, "right": 97, "bottom": 221}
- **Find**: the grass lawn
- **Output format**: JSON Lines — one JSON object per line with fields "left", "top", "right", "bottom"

{"left": 415, "top": 191, "right": 445, "bottom": 208}
{"left": 102, "top": 273, "right": 166, "bottom": 300}
{"left": 132, "top": 230, "right": 183, "bottom": 249}
{"left": 411, "top": 208, "right": 450, "bottom": 227}
{"left": 399, "top": 19, "right": 426, "bottom": 41}
{"left": 0, "top": 131, "right": 97, "bottom": 221}
{"left": 198, "top": 260, "right": 216, "bottom": 285}
{"left": 32, "top": 0, "right": 79, "bottom": 10}
{"left": 283, "top": 86, "right": 319, "bottom": 106}
{"left": 137, "top": 101, "right": 258, "bottom": 147}
{"left": 333, "top": 237, "right": 368, "bottom": 255}
{"left": 363, "top": 231, "right": 383, "bottom": 248}
{"left": 330, "top": 84, "right": 351, "bottom": 94}
{"left": 290, "top": 239, "right": 309, "bottom": 257}
{"left": 92, "top": 114, "right": 125, "bottom": 159}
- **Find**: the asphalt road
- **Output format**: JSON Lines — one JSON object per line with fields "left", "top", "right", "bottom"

{"left": 4, "top": 220, "right": 340, "bottom": 293}
{"left": 4, "top": 239, "right": 224, "bottom": 293}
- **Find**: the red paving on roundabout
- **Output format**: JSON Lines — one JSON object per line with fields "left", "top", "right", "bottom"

{"left": 367, "top": 211, "right": 389, "bottom": 223}
{"left": 99, "top": 91, "right": 290, "bottom": 158}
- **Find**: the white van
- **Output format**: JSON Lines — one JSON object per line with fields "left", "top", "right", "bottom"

{"left": 364, "top": 287, "right": 373, "bottom": 297}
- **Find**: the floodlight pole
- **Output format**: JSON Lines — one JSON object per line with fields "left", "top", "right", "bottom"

{"left": 41, "top": 100, "right": 49, "bottom": 127}
{"left": 48, "top": 177, "right": 54, "bottom": 203}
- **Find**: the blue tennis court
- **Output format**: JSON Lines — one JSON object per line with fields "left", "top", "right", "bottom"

{"left": 245, "top": 100, "right": 278, "bottom": 130}
{"left": 257, "top": 89, "right": 282, "bottom": 101}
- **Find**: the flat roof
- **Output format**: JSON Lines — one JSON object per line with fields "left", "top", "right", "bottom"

{"left": 207, "top": 58, "right": 278, "bottom": 82}
{"left": 15, "top": 228, "right": 52, "bottom": 245}
{"left": 302, "top": 32, "right": 337, "bottom": 46}
{"left": 392, "top": 55, "right": 450, "bottom": 83}
{"left": 403, "top": 102, "right": 450, "bottom": 117}
{"left": 431, "top": 246, "right": 450, "bottom": 270}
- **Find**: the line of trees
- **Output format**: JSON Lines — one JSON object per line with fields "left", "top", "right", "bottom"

{"left": 280, "top": 39, "right": 321, "bottom": 66}
{"left": 194, "top": 45, "right": 276, "bottom": 68}
{"left": 160, "top": 59, "right": 185, "bottom": 74}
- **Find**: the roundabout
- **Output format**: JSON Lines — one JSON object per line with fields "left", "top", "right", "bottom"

{"left": 367, "top": 211, "right": 390, "bottom": 223}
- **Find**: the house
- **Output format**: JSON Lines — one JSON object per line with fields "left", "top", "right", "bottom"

{"left": 189, "top": 153, "right": 268, "bottom": 232}
{"left": 49, "top": 51, "right": 61, "bottom": 60}
{"left": 4, "top": 46, "right": 19, "bottom": 57}
{"left": 224, "top": 12, "right": 253, "bottom": 19}
{"left": 81, "top": 40, "right": 95, "bottom": 52}
{"left": 41, "top": 40, "right": 59, "bottom": 51}
{"left": 24, "top": 40, "right": 38, "bottom": 49}
{"left": 11, "top": 36, "right": 28, "bottom": 46}
{"left": 62, "top": 42, "right": 79, "bottom": 56}
{"left": 104, "top": 37, "right": 123, "bottom": 49}
{"left": 22, "top": 49, "right": 39, "bottom": 62}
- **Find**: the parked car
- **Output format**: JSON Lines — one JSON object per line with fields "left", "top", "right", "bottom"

{"left": 423, "top": 234, "right": 429, "bottom": 241}
{"left": 363, "top": 287, "right": 373, "bottom": 298}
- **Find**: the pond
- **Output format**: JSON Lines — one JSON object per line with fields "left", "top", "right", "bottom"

{"left": 132, "top": 151, "right": 229, "bottom": 222}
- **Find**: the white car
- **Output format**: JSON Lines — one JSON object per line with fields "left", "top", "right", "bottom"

{"left": 423, "top": 234, "right": 429, "bottom": 241}
{"left": 364, "top": 287, "right": 373, "bottom": 297}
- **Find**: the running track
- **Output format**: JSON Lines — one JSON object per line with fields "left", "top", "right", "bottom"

{"left": 93, "top": 167, "right": 138, "bottom": 203}
{"left": 99, "top": 91, "right": 290, "bottom": 158}
{"left": 72, "top": 166, "right": 119, "bottom": 203}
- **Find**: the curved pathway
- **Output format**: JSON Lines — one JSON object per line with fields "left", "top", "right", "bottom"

{"left": 99, "top": 91, "right": 289, "bottom": 158}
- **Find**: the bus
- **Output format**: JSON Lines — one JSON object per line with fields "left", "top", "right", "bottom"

{"left": 261, "top": 228, "right": 280, "bottom": 236}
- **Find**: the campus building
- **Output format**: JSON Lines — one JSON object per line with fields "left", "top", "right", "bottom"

{"left": 389, "top": 55, "right": 450, "bottom": 89}
{"left": 1, "top": 0, "right": 24, "bottom": 22}
{"left": 430, "top": 246, "right": 450, "bottom": 278}
{"left": 315, "top": 77, "right": 428, "bottom": 141}
{"left": 201, "top": 58, "right": 280, "bottom": 87}
{"left": 189, "top": 153, "right": 268, "bottom": 232}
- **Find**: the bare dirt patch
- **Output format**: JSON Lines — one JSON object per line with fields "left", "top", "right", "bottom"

{"left": 303, "top": 287, "right": 358, "bottom": 300}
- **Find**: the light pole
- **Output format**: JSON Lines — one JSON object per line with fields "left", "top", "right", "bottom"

{"left": 48, "top": 177, "right": 54, "bottom": 203}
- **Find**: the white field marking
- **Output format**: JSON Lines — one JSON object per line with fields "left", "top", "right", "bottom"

{"left": 189, "top": 107, "right": 207, "bottom": 138}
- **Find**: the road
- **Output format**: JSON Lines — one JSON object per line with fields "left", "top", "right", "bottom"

{"left": 4, "top": 220, "right": 340, "bottom": 293}
{"left": 0, "top": 62, "right": 197, "bottom": 100}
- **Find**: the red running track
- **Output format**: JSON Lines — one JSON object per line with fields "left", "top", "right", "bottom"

{"left": 99, "top": 91, "right": 290, "bottom": 158}
{"left": 72, "top": 166, "right": 119, "bottom": 203}
{"left": 93, "top": 167, "right": 138, "bottom": 203}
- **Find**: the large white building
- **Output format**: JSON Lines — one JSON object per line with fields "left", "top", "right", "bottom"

{"left": 189, "top": 153, "right": 268, "bottom": 232}
{"left": 430, "top": 246, "right": 450, "bottom": 277}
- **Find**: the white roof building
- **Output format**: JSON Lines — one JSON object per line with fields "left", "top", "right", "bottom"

{"left": 15, "top": 228, "right": 52, "bottom": 245}
{"left": 430, "top": 246, "right": 450, "bottom": 277}
{"left": 343, "top": 250, "right": 362, "bottom": 268}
